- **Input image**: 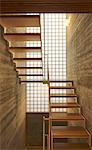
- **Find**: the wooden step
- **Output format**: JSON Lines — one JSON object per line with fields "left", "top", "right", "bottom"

{"left": 51, "top": 126, "right": 89, "bottom": 138}
{"left": 4, "top": 33, "right": 41, "bottom": 42}
{"left": 50, "top": 113, "right": 84, "bottom": 121}
{"left": 50, "top": 86, "right": 75, "bottom": 89}
{"left": 21, "top": 80, "right": 43, "bottom": 83}
{"left": 0, "top": 15, "right": 40, "bottom": 27}
{"left": 50, "top": 103, "right": 80, "bottom": 108}
{"left": 13, "top": 58, "right": 42, "bottom": 61}
{"left": 19, "top": 74, "right": 43, "bottom": 76}
{"left": 16, "top": 67, "right": 42, "bottom": 69}
{"left": 53, "top": 143, "right": 91, "bottom": 150}
{"left": 9, "top": 47, "right": 41, "bottom": 52}
{"left": 50, "top": 93, "right": 77, "bottom": 97}
{"left": 50, "top": 80, "right": 73, "bottom": 83}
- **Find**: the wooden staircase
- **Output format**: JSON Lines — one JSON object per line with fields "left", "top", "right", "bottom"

{"left": 47, "top": 80, "right": 91, "bottom": 150}
{"left": 1, "top": 15, "right": 92, "bottom": 150}
{"left": 0, "top": 14, "right": 43, "bottom": 82}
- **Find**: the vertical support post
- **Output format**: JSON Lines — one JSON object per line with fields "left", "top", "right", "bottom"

{"left": 39, "top": 13, "right": 44, "bottom": 82}
{"left": 89, "top": 133, "right": 91, "bottom": 147}
{"left": 51, "top": 119, "right": 53, "bottom": 150}
{"left": 43, "top": 117, "right": 45, "bottom": 150}
{"left": 48, "top": 82, "right": 51, "bottom": 150}
{"left": 48, "top": 118, "right": 51, "bottom": 150}
{"left": 51, "top": 135, "right": 53, "bottom": 150}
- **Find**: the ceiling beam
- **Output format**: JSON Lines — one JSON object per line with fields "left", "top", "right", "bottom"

{"left": 1, "top": 0, "right": 92, "bottom": 13}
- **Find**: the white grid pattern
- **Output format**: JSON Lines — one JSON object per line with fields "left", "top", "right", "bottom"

{"left": 26, "top": 13, "right": 67, "bottom": 112}
{"left": 27, "top": 83, "right": 49, "bottom": 112}
{"left": 43, "top": 14, "right": 66, "bottom": 81}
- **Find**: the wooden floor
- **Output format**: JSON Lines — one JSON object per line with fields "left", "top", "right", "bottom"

{"left": 26, "top": 146, "right": 43, "bottom": 150}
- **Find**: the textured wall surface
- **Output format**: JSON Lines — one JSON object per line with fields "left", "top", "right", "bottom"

{"left": 0, "top": 25, "right": 26, "bottom": 150}
{"left": 67, "top": 13, "right": 92, "bottom": 135}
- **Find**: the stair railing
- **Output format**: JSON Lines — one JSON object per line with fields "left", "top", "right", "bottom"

{"left": 41, "top": 13, "right": 50, "bottom": 83}
{"left": 42, "top": 14, "right": 51, "bottom": 150}
{"left": 43, "top": 54, "right": 50, "bottom": 83}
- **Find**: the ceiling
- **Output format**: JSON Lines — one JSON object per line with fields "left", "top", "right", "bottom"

{"left": 0, "top": 0, "right": 92, "bottom": 13}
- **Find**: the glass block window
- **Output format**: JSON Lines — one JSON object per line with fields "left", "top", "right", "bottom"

{"left": 27, "top": 83, "right": 49, "bottom": 112}
{"left": 41, "top": 13, "right": 66, "bottom": 81}
{"left": 26, "top": 13, "right": 67, "bottom": 112}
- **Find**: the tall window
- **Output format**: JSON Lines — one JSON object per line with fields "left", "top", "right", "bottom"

{"left": 26, "top": 13, "right": 67, "bottom": 112}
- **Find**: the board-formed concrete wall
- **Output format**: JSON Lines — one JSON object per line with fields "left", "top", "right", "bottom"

{"left": 67, "top": 14, "right": 92, "bottom": 135}
{"left": 0, "top": 25, "right": 26, "bottom": 150}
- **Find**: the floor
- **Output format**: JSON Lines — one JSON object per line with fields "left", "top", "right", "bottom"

{"left": 26, "top": 146, "right": 43, "bottom": 150}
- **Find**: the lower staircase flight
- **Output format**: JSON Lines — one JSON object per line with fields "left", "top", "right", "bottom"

{"left": 43, "top": 80, "right": 92, "bottom": 150}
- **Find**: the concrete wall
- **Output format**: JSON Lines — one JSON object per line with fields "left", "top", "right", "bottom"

{"left": 7, "top": 27, "right": 26, "bottom": 82}
{"left": 0, "top": 25, "right": 26, "bottom": 150}
{"left": 67, "top": 13, "right": 92, "bottom": 135}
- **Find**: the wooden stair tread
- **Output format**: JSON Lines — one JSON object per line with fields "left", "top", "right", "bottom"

{"left": 50, "top": 80, "right": 73, "bottom": 83}
{"left": 50, "top": 86, "right": 74, "bottom": 89}
{"left": 50, "top": 103, "right": 80, "bottom": 108}
{"left": 50, "top": 93, "right": 77, "bottom": 97}
{"left": 4, "top": 33, "right": 41, "bottom": 41}
{"left": 50, "top": 80, "right": 73, "bottom": 85}
{"left": 21, "top": 80, "right": 43, "bottom": 83}
{"left": 52, "top": 126, "right": 89, "bottom": 138}
{"left": 13, "top": 58, "right": 42, "bottom": 61}
{"left": 16, "top": 67, "right": 42, "bottom": 69}
{"left": 0, "top": 15, "right": 40, "bottom": 27}
{"left": 19, "top": 74, "right": 43, "bottom": 76}
{"left": 54, "top": 143, "right": 91, "bottom": 150}
{"left": 50, "top": 113, "right": 84, "bottom": 121}
{"left": 9, "top": 47, "right": 41, "bottom": 52}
